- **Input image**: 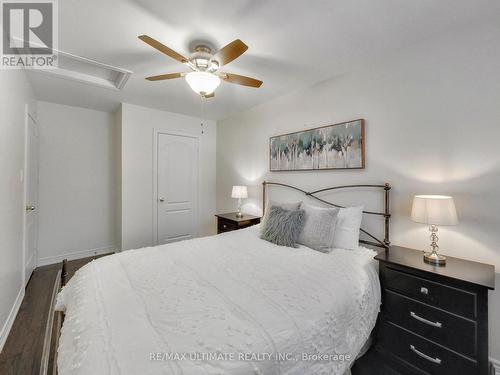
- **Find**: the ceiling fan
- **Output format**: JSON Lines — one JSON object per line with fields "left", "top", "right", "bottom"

{"left": 138, "top": 35, "right": 263, "bottom": 98}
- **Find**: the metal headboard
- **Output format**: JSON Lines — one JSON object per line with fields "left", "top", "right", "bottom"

{"left": 262, "top": 181, "right": 391, "bottom": 249}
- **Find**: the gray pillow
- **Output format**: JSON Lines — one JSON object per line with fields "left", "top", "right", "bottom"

{"left": 298, "top": 203, "right": 340, "bottom": 252}
{"left": 260, "top": 206, "right": 305, "bottom": 247}
{"left": 261, "top": 200, "right": 302, "bottom": 227}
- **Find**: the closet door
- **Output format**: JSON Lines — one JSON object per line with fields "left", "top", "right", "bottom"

{"left": 156, "top": 133, "right": 199, "bottom": 245}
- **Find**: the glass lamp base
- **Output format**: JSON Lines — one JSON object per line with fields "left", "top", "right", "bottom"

{"left": 236, "top": 197, "right": 243, "bottom": 218}
{"left": 423, "top": 251, "right": 446, "bottom": 266}
{"left": 424, "top": 225, "right": 446, "bottom": 265}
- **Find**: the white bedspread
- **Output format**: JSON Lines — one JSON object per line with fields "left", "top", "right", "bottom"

{"left": 56, "top": 226, "right": 380, "bottom": 375}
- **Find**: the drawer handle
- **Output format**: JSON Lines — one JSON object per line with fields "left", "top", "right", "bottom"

{"left": 223, "top": 224, "right": 227, "bottom": 228}
{"left": 410, "top": 312, "right": 442, "bottom": 328}
{"left": 410, "top": 345, "right": 442, "bottom": 365}
{"left": 420, "top": 287, "right": 429, "bottom": 295}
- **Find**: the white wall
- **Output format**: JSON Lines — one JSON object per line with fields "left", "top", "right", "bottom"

{"left": 120, "top": 103, "right": 216, "bottom": 250}
{"left": 37, "top": 101, "right": 117, "bottom": 265}
{"left": 37, "top": 101, "right": 217, "bottom": 259}
{"left": 217, "top": 21, "right": 500, "bottom": 360}
{"left": 114, "top": 106, "right": 122, "bottom": 251}
{"left": 0, "top": 70, "right": 35, "bottom": 352}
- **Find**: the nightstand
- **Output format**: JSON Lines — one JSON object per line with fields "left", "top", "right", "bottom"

{"left": 374, "top": 245, "right": 495, "bottom": 375}
{"left": 215, "top": 212, "right": 261, "bottom": 234}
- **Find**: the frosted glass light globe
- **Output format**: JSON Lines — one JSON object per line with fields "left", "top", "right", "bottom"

{"left": 185, "top": 72, "right": 220, "bottom": 95}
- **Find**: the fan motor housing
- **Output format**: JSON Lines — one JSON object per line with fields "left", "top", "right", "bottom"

{"left": 189, "top": 45, "right": 219, "bottom": 72}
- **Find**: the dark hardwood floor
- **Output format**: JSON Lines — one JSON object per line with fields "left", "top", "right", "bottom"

{"left": 0, "top": 252, "right": 391, "bottom": 375}
{"left": 0, "top": 264, "right": 59, "bottom": 375}
{"left": 351, "top": 348, "right": 402, "bottom": 375}
{"left": 64, "top": 254, "right": 108, "bottom": 281}
{"left": 0, "top": 254, "right": 111, "bottom": 375}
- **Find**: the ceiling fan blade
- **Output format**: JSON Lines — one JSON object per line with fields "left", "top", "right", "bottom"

{"left": 203, "top": 92, "right": 215, "bottom": 98}
{"left": 212, "top": 39, "right": 248, "bottom": 66}
{"left": 221, "top": 73, "right": 263, "bottom": 88}
{"left": 145, "top": 72, "right": 184, "bottom": 81}
{"left": 138, "top": 35, "right": 188, "bottom": 64}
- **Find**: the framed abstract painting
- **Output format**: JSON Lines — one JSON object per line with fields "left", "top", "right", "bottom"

{"left": 269, "top": 119, "right": 365, "bottom": 171}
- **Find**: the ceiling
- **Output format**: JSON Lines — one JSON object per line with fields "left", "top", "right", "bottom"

{"left": 27, "top": 0, "right": 500, "bottom": 120}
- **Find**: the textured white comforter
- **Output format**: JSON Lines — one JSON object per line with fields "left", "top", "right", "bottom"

{"left": 56, "top": 226, "right": 380, "bottom": 375}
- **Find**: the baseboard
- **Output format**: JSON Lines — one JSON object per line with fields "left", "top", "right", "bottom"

{"left": 0, "top": 287, "right": 25, "bottom": 353}
{"left": 37, "top": 245, "right": 115, "bottom": 266}
{"left": 491, "top": 358, "right": 500, "bottom": 375}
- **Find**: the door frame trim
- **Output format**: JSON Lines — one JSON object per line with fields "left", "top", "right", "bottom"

{"left": 152, "top": 129, "right": 200, "bottom": 246}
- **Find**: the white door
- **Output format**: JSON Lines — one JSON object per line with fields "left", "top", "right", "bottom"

{"left": 156, "top": 133, "right": 199, "bottom": 245}
{"left": 24, "top": 112, "right": 39, "bottom": 285}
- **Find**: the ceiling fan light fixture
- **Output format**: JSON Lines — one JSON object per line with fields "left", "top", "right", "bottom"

{"left": 139, "top": 36, "right": 262, "bottom": 92}
{"left": 185, "top": 71, "right": 220, "bottom": 96}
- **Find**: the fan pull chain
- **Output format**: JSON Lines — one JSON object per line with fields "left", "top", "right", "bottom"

{"left": 200, "top": 95, "right": 205, "bottom": 134}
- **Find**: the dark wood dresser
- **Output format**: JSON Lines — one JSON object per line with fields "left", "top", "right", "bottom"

{"left": 215, "top": 212, "right": 261, "bottom": 234}
{"left": 374, "top": 245, "right": 495, "bottom": 375}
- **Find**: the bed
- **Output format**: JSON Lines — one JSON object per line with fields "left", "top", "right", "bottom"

{"left": 55, "top": 181, "right": 391, "bottom": 375}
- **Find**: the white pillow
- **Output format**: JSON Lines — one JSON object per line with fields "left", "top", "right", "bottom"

{"left": 332, "top": 206, "right": 363, "bottom": 250}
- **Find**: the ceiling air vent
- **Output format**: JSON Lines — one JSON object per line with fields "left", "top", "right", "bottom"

{"left": 36, "top": 49, "right": 132, "bottom": 90}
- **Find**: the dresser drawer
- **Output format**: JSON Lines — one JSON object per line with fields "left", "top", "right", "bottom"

{"left": 381, "top": 267, "right": 477, "bottom": 319}
{"left": 383, "top": 290, "right": 477, "bottom": 358}
{"left": 380, "top": 322, "right": 477, "bottom": 375}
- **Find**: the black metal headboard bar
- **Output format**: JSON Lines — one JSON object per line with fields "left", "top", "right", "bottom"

{"left": 262, "top": 181, "right": 391, "bottom": 248}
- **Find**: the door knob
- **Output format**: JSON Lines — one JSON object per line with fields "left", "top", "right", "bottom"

{"left": 26, "top": 205, "right": 36, "bottom": 211}
{"left": 159, "top": 197, "right": 165, "bottom": 202}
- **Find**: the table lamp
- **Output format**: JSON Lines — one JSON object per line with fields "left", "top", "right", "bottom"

{"left": 231, "top": 185, "right": 248, "bottom": 218}
{"left": 411, "top": 195, "right": 458, "bottom": 265}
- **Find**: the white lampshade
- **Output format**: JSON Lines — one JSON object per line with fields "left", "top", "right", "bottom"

{"left": 185, "top": 71, "right": 221, "bottom": 95}
{"left": 231, "top": 186, "right": 248, "bottom": 199}
{"left": 411, "top": 195, "right": 458, "bottom": 226}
